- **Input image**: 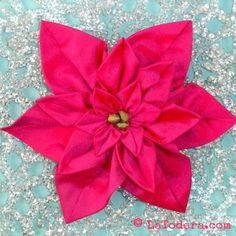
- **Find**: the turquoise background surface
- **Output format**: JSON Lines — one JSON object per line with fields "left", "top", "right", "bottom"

{"left": 0, "top": 0, "right": 235, "bottom": 235}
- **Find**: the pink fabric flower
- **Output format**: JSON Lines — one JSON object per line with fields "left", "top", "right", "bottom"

{"left": 1, "top": 20, "right": 235, "bottom": 223}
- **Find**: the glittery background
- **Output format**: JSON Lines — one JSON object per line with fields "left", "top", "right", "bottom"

{"left": 0, "top": 0, "right": 235, "bottom": 235}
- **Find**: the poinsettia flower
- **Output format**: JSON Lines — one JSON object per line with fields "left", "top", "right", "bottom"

{"left": 1, "top": 20, "right": 235, "bottom": 224}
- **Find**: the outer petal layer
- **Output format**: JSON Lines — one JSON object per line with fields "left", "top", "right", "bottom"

{"left": 56, "top": 145, "right": 125, "bottom": 223}
{"left": 122, "top": 143, "right": 191, "bottom": 212}
{"left": 37, "top": 92, "right": 92, "bottom": 127}
{"left": 144, "top": 104, "right": 200, "bottom": 144}
{"left": 40, "top": 21, "right": 107, "bottom": 94}
{"left": 170, "top": 83, "right": 236, "bottom": 149}
{"left": 1, "top": 105, "right": 74, "bottom": 162}
{"left": 127, "top": 21, "right": 192, "bottom": 89}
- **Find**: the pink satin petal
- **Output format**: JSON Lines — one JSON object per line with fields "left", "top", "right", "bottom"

{"left": 132, "top": 102, "right": 160, "bottom": 124}
{"left": 121, "top": 127, "right": 143, "bottom": 156}
{"left": 122, "top": 143, "right": 191, "bottom": 212}
{"left": 137, "top": 64, "right": 160, "bottom": 91}
{"left": 76, "top": 110, "right": 106, "bottom": 135}
{"left": 40, "top": 21, "right": 107, "bottom": 94}
{"left": 93, "top": 87, "right": 121, "bottom": 114}
{"left": 97, "top": 38, "right": 139, "bottom": 94}
{"left": 116, "top": 140, "right": 156, "bottom": 193}
{"left": 127, "top": 21, "right": 192, "bottom": 89}
{"left": 169, "top": 83, "right": 236, "bottom": 149}
{"left": 55, "top": 149, "right": 125, "bottom": 223}
{"left": 94, "top": 126, "right": 121, "bottom": 156}
{"left": 144, "top": 104, "right": 200, "bottom": 144}
{"left": 137, "top": 61, "right": 173, "bottom": 89}
{"left": 58, "top": 130, "right": 104, "bottom": 174}
{"left": 36, "top": 92, "right": 92, "bottom": 127}
{"left": 1, "top": 105, "right": 74, "bottom": 162}
{"left": 141, "top": 62, "right": 175, "bottom": 105}
{"left": 116, "top": 81, "right": 142, "bottom": 113}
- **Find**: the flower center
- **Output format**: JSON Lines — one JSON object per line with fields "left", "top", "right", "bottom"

{"left": 107, "top": 111, "right": 129, "bottom": 129}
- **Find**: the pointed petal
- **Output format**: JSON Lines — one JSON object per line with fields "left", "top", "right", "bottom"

{"left": 144, "top": 104, "right": 200, "bottom": 144}
{"left": 169, "top": 83, "right": 236, "bottom": 149}
{"left": 40, "top": 21, "right": 107, "bottom": 94}
{"left": 93, "top": 88, "right": 121, "bottom": 114}
{"left": 137, "top": 63, "right": 160, "bottom": 91}
{"left": 117, "top": 81, "right": 142, "bottom": 113}
{"left": 138, "top": 62, "right": 174, "bottom": 105}
{"left": 132, "top": 102, "right": 160, "bottom": 124}
{"left": 1, "top": 105, "right": 74, "bottom": 162}
{"left": 97, "top": 38, "right": 139, "bottom": 94}
{"left": 36, "top": 92, "right": 92, "bottom": 127}
{"left": 55, "top": 149, "right": 125, "bottom": 223}
{"left": 121, "top": 127, "right": 143, "bottom": 156}
{"left": 76, "top": 110, "right": 106, "bottom": 135}
{"left": 128, "top": 21, "right": 192, "bottom": 89}
{"left": 116, "top": 140, "right": 157, "bottom": 193}
{"left": 94, "top": 126, "right": 121, "bottom": 156}
{"left": 58, "top": 130, "right": 104, "bottom": 174}
{"left": 122, "top": 144, "right": 192, "bottom": 212}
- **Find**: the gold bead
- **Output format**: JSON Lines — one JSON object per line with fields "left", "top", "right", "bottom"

{"left": 107, "top": 114, "right": 120, "bottom": 124}
{"left": 116, "top": 122, "right": 129, "bottom": 129}
{"left": 119, "top": 111, "right": 129, "bottom": 122}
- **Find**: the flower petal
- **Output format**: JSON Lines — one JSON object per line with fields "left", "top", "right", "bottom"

{"left": 94, "top": 126, "right": 121, "bottom": 156}
{"left": 116, "top": 81, "right": 142, "bottom": 113}
{"left": 169, "top": 83, "right": 236, "bottom": 149}
{"left": 93, "top": 88, "right": 121, "bottom": 114}
{"left": 116, "top": 140, "right": 157, "bottom": 193}
{"left": 58, "top": 130, "right": 104, "bottom": 174}
{"left": 122, "top": 144, "right": 191, "bottom": 213}
{"left": 97, "top": 38, "right": 139, "bottom": 94}
{"left": 132, "top": 102, "right": 160, "bottom": 124}
{"left": 144, "top": 104, "right": 200, "bottom": 144}
{"left": 76, "top": 110, "right": 106, "bottom": 135}
{"left": 40, "top": 21, "right": 107, "bottom": 94}
{"left": 138, "top": 62, "right": 174, "bottom": 105}
{"left": 55, "top": 148, "right": 125, "bottom": 223}
{"left": 36, "top": 92, "right": 92, "bottom": 127}
{"left": 1, "top": 105, "right": 74, "bottom": 162}
{"left": 121, "top": 127, "right": 143, "bottom": 156}
{"left": 127, "top": 21, "right": 192, "bottom": 89}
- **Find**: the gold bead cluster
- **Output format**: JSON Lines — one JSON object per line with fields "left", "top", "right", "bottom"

{"left": 107, "top": 111, "right": 129, "bottom": 129}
